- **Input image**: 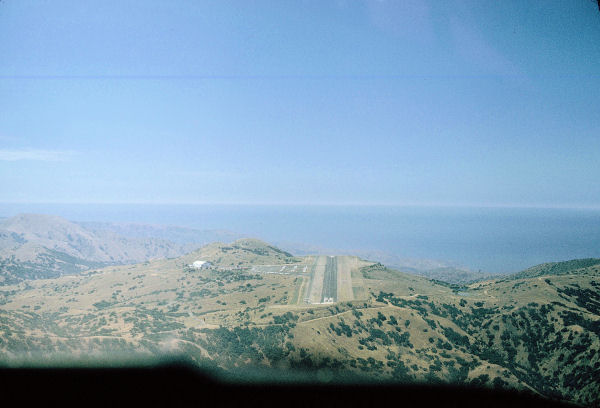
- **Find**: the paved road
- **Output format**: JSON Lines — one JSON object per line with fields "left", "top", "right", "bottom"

{"left": 321, "top": 256, "right": 338, "bottom": 303}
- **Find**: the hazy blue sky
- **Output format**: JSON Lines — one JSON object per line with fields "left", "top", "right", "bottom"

{"left": 1, "top": 0, "right": 599, "bottom": 206}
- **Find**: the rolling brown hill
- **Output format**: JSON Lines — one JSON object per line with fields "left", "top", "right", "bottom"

{"left": 0, "top": 239, "right": 598, "bottom": 405}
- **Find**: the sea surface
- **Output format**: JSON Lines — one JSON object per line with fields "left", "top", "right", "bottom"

{"left": 1, "top": 203, "right": 599, "bottom": 274}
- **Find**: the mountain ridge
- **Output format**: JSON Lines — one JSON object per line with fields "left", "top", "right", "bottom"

{"left": 0, "top": 214, "right": 190, "bottom": 283}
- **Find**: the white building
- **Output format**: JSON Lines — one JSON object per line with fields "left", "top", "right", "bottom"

{"left": 191, "top": 260, "right": 211, "bottom": 269}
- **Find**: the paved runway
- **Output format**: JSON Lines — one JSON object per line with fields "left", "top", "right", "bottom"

{"left": 321, "top": 256, "right": 337, "bottom": 303}
{"left": 304, "top": 255, "right": 354, "bottom": 304}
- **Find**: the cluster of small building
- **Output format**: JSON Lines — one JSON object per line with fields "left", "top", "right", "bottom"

{"left": 188, "top": 260, "right": 212, "bottom": 269}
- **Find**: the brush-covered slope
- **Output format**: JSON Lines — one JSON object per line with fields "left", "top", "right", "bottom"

{"left": 0, "top": 244, "right": 598, "bottom": 406}
{"left": 399, "top": 266, "right": 491, "bottom": 284}
{"left": 509, "top": 258, "right": 600, "bottom": 280}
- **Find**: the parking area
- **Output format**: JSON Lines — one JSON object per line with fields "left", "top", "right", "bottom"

{"left": 250, "top": 264, "right": 309, "bottom": 275}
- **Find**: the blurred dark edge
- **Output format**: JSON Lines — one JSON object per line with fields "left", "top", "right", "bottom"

{"left": 0, "top": 362, "right": 578, "bottom": 408}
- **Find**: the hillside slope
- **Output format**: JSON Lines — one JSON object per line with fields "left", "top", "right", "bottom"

{"left": 510, "top": 258, "right": 600, "bottom": 280}
{"left": 180, "top": 238, "right": 301, "bottom": 267}
{"left": 0, "top": 214, "right": 189, "bottom": 283}
{"left": 0, "top": 244, "right": 598, "bottom": 405}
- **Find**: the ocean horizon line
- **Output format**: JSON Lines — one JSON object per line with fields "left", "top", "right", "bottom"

{"left": 1, "top": 202, "right": 600, "bottom": 211}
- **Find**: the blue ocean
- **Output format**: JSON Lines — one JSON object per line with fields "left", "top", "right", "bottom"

{"left": 1, "top": 203, "right": 599, "bottom": 274}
